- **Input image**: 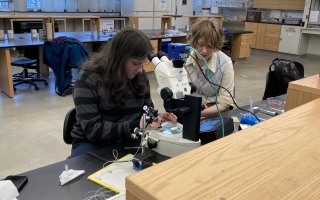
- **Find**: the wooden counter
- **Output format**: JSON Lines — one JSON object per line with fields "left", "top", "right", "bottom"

{"left": 126, "top": 98, "right": 320, "bottom": 199}
{"left": 285, "top": 75, "right": 320, "bottom": 111}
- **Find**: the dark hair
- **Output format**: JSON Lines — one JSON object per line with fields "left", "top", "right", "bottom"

{"left": 186, "top": 18, "right": 224, "bottom": 51}
{"left": 82, "top": 27, "right": 153, "bottom": 107}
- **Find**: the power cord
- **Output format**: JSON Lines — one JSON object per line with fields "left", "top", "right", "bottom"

{"left": 185, "top": 46, "right": 225, "bottom": 137}
{"left": 187, "top": 52, "right": 261, "bottom": 122}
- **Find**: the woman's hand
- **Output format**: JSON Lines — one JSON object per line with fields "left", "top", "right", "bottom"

{"left": 139, "top": 112, "right": 178, "bottom": 129}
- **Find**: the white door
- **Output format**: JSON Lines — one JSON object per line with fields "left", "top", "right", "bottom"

{"left": 278, "top": 25, "right": 301, "bottom": 55}
{"left": 133, "top": 11, "right": 154, "bottom": 30}
{"left": 154, "top": 0, "right": 172, "bottom": 12}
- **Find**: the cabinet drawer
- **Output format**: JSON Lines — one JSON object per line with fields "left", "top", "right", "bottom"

{"left": 245, "top": 22, "right": 258, "bottom": 30}
{"left": 239, "top": 45, "right": 251, "bottom": 58}
{"left": 265, "top": 37, "right": 280, "bottom": 45}
{"left": 265, "top": 30, "right": 280, "bottom": 38}
{"left": 264, "top": 43, "right": 279, "bottom": 51}
{"left": 241, "top": 39, "right": 252, "bottom": 45}
{"left": 266, "top": 24, "right": 282, "bottom": 32}
{"left": 241, "top": 34, "right": 252, "bottom": 40}
{"left": 245, "top": 28, "right": 257, "bottom": 35}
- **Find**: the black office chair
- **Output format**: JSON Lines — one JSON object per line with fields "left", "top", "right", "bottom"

{"left": 11, "top": 46, "right": 48, "bottom": 91}
{"left": 63, "top": 107, "right": 76, "bottom": 144}
{"left": 222, "top": 34, "right": 235, "bottom": 65}
{"left": 63, "top": 108, "right": 77, "bottom": 144}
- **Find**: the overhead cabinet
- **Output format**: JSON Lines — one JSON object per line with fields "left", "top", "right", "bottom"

{"left": 253, "top": 0, "right": 305, "bottom": 10}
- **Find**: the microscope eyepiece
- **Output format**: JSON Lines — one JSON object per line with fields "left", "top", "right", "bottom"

{"left": 147, "top": 52, "right": 157, "bottom": 62}
{"left": 157, "top": 51, "right": 166, "bottom": 59}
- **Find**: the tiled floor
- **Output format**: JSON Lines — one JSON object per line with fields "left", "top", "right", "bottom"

{"left": 0, "top": 49, "right": 318, "bottom": 178}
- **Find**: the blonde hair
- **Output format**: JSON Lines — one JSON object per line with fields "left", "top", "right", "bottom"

{"left": 186, "top": 18, "right": 224, "bottom": 51}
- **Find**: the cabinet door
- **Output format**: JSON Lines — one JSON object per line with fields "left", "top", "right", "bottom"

{"left": 281, "top": 0, "right": 305, "bottom": 10}
{"left": 278, "top": 26, "right": 301, "bottom": 55}
{"left": 253, "top": 0, "right": 280, "bottom": 9}
{"left": 143, "top": 40, "right": 158, "bottom": 72}
{"left": 256, "top": 23, "right": 267, "bottom": 49}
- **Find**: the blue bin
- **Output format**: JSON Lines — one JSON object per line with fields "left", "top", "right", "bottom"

{"left": 162, "top": 41, "right": 171, "bottom": 53}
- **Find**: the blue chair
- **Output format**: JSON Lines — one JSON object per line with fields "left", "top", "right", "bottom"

{"left": 11, "top": 47, "right": 48, "bottom": 91}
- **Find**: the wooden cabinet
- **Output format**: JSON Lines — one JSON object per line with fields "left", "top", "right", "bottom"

{"left": 264, "top": 24, "right": 281, "bottom": 52}
{"left": 253, "top": 0, "right": 279, "bottom": 9}
{"left": 256, "top": 23, "right": 267, "bottom": 49}
{"left": 248, "top": 23, "right": 281, "bottom": 52}
{"left": 253, "top": 0, "right": 305, "bottom": 10}
{"left": 231, "top": 34, "right": 252, "bottom": 58}
{"left": 244, "top": 22, "right": 258, "bottom": 48}
{"left": 143, "top": 39, "right": 158, "bottom": 72}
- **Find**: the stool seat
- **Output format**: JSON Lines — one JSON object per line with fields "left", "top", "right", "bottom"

{"left": 11, "top": 59, "right": 37, "bottom": 66}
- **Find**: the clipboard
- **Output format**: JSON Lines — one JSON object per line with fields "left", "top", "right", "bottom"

{"left": 87, "top": 154, "right": 136, "bottom": 194}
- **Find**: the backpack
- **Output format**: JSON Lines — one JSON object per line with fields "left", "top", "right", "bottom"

{"left": 262, "top": 58, "right": 304, "bottom": 100}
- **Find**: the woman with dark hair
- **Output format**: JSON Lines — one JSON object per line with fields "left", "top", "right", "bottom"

{"left": 70, "top": 27, "right": 177, "bottom": 158}
{"left": 186, "top": 19, "right": 235, "bottom": 118}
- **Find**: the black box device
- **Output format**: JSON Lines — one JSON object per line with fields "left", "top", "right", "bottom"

{"left": 199, "top": 117, "right": 234, "bottom": 145}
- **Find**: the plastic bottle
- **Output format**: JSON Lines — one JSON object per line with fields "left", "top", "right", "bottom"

{"left": 14, "top": 0, "right": 27, "bottom": 12}
{"left": 41, "top": 0, "right": 54, "bottom": 12}
{"left": 90, "top": 0, "right": 99, "bottom": 12}
{"left": 78, "top": 0, "right": 89, "bottom": 12}
{"left": 66, "top": 0, "right": 77, "bottom": 12}
{"left": 54, "top": 0, "right": 65, "bottom": 12}
{"left": 99, "top": 0, "right": 107, "bottom": 12}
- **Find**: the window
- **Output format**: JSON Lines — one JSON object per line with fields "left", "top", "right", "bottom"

{"left": 26, "top": 0, "right": 40, "bottom": 10}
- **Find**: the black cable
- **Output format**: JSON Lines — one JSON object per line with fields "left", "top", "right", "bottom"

{"left": 86, "top": 152, "right": 133, "bottom": 163}
{"left": 187, "top": 53, "right": 261, "bottom": 122}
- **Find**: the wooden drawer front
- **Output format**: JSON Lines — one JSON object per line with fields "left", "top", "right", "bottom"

{"left": 265, "top": 37, "right": 280, "bottom": 45}
{"left": 239, "top": 45, "right": 251, "bottom": 58}
{"left": 241, "top": 39, "right": 252, "bottom": 45}
{"left": 245, "top": 28, "right": 257, "bottom": 35}
{"left": 241, "top": 34, "right": 252, "bottom": 40}
{"left": 266, "top": 24, "right": 281, "bottom": 32}
{"left": 245, "top": 22, "right": 258, "bottom": 30}
{"left": 264, "top": 43, "right": 279, "bottom": 51}
{"left": 150, "top": 39, "right": 158, "bottom": 48}
{"left": 266, "top": 30, "right": 280, "bottom": 38}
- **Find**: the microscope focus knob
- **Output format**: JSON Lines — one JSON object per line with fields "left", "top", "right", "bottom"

{"left": 160, "top": 87, "right": 173, "bottom": 101}
{"left": 189, "top": 82, "right": 197, "bottom": 94}
{"left": 176, "top": 107, "right": 191, "bottom": 118}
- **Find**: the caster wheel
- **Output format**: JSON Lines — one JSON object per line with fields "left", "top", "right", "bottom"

{"left": 35, "top": 87, "right": 39, "bottom": 91}
{"left": 45, "top": 82, "right": 49, "bottom": 86}
{"left": 14, "top": 87, "right": 17, "bottom": 91}
{"left": 62, "top": 93, "right": 66, "bottom": 97}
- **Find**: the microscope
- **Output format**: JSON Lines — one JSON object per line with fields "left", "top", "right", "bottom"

{"left": 131, "top": 43, "right": 203, "bottom": 170}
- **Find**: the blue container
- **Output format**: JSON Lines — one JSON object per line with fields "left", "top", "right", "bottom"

{"left": 162, "top": 41, "right": 171, "bottom": 53}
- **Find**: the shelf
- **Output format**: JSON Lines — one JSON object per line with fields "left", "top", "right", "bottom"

{"left": 223, "top": 21, "right": 245, "bottom": 24}
{"left": 218, "top": 7, "right": 247, "bottom": 9}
